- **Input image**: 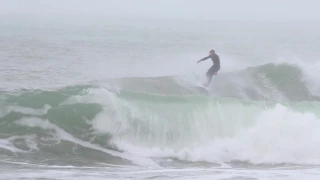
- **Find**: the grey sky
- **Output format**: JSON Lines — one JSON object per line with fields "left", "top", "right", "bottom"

{"left": 1, "top": 0, "right": 320, "bottom": 21}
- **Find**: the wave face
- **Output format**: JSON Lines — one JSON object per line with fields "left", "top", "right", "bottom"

{"left": 1, "top": 62, "right": 320, "bottom": 167}
{"left": 103, "top": 62, "right": 319, "bottom": 102}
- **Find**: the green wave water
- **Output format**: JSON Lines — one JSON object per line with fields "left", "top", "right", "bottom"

{"left": 1, "top": 63, "right": 320, "bottom": 167}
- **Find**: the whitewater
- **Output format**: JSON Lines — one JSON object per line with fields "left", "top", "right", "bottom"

{"left": 2, "top": 14, "right": 320, "bottom": 180}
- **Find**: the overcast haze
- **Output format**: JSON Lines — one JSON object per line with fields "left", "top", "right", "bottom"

{"left": 1, "top": 0, "right": 320, "bottom": 21}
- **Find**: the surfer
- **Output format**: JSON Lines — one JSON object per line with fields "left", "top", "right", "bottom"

{"left": 197, "top": 50, "right": 220, "bottom": 86}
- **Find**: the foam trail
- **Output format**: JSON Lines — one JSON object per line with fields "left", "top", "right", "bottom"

{"left": 9, "top": 105, "right": 51, "bottom": 116}
{"left": 0, "top": 104, "right": 51, "bottom": 118}
{"left": 0, "top": 139, "right": 24, "bottom": 153}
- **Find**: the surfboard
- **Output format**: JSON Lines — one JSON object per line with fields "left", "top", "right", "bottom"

{"left": 195, "top": 81, "right": 209, "bottom": 91}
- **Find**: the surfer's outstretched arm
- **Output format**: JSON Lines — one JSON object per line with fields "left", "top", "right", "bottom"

{"left": 197, "top": 56, "right": 210, "bottom": 63}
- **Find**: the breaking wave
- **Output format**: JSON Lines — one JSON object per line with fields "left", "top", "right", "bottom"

{"left": 1, "top": 62, "right": 320, "bottom": 167}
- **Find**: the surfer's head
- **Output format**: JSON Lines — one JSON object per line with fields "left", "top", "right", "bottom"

{"left": 209, "top": 50, "right": 215, "bottom": 55}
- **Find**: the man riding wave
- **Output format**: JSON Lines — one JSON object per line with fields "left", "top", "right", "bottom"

{"left": 197, "top": 50, "right": 220, "bottom": 86}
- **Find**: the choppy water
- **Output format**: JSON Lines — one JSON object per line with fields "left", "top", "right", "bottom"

{"left": 1, "top": 12, "right": 320, "bottom": 180}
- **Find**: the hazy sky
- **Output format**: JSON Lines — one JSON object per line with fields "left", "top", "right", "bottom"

{"left": 1, "top": 0, "right": 320, "bottom": 21}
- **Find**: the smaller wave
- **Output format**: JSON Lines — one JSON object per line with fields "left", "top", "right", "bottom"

{"left": 13, "top": 117, "right": 159, "bottom": 167}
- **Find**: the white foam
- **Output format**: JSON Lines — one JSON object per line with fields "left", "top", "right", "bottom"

{"left": 2, "top": 166, "right": 320, "bottom": 180}
{"left": 0, "top": 104, "right": 51, "bottom": 118}
{"left": 109, "top": 104, "right": 320, "bottom": 165}
{"left": 60, "top": 87, "right": 116, "bottom": 106}
{"left": 0, "top": 135, "right": 38, "bottom": 153}
{"left": 0, "top": 139, "right": 24, "bottom": 153}
{"left": 59, "top": 85, "right": 320, "bottom": 165}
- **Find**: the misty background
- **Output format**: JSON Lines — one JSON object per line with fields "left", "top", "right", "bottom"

{"left": 1, "top": 0, "right": 320, "bottom": 21}
{"left": 1, "top": 0, "right": 320, "bottom": 89}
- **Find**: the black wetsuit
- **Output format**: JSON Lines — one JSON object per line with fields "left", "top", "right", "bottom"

{"left": 201, "top": 54, "right": 220, "bottom": 77}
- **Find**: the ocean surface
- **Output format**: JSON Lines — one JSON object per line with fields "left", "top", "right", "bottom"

{"left": 1, "top": 15, "right": 320, "bottom": 180}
